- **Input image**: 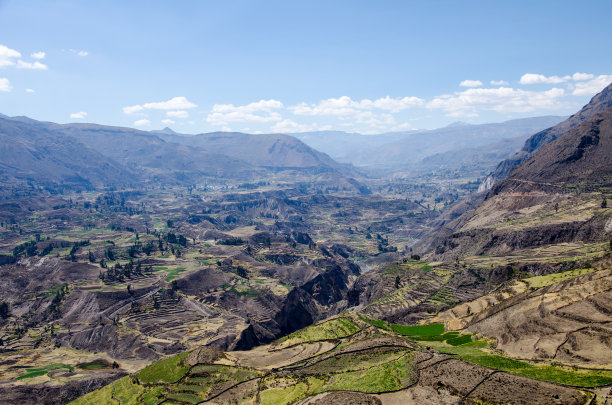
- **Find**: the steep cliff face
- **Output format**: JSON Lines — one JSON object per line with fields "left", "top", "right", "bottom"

{"left": 490, "top": 108, "right": 612, "bottom": 194}
{"left": 428, "top": 107, "right": 612, "bottom": 261}
{"left": 479, "top": 82, "right": 612, "bottom": 192}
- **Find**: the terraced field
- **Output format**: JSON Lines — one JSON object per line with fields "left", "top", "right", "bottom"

{"left": 71, "top": 314, "right": 605, "bottom": 405}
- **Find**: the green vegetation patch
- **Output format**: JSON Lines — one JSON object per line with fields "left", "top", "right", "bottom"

{"left": 260, "top": 380, "right": 309, "bottom": 405}
{"left": 69, "top": 379, "right": 116, "bottom": 404}
{"left": 389, "top": 322, "right": 445, "bottom": 337}
{"left": 140, "top": 387, "right": 164, "bottom": 405}
{"left": 321, "top": 354, "right": 413, "bottom": 393}
{"left": 165, "top": 392, "right": 202, "bottom": 404}
{"left": 435, "top": 344, "right": 612, "bottom": 387}
{"left": 362, "top": 317, "right": 476, "bottom": 345}
{"left": 136, "top": 352, "right": 189, "bottom": 383}
{"left": 114, "top": 377, "right": 145, "bottom": 404}
{"left": 76, "top": 359, "right": 113, "bottom": 370}
{"left": 276, "top": 317, "right": 360, "bottom": 346}
{"left": 446, "top": 333, "right": 473, "bottom": 346}
{"left": 524, "top": 267, "right": 597, "bottom": 288}
{"left": 229, "top": 287, "right": 259, "bottom": 298}
{"left": 186, "top": 364, "right": 261, "bottom": 389}
{"left": 15, "top": 363, "right": 75, "bottom": 380}
{"left": 305, "top": 349, "right": 411, "bottom": 375}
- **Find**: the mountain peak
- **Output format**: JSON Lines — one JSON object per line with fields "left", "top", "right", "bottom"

{"left": 151, "top": 127, "right": 178, "bottom": 135}
{"left": 445, "top": 121, "right": 470, "bottom": 128}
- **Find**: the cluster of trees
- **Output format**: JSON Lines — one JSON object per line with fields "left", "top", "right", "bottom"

{"left": 375, "top": 234, "right": 398, "bottom": 253}
{"left": 13, "top": 240, "right": 37, "bottom": 257}
{"left": 49, "top": 284, "right": 69, "bottom": 316}
{"left": 99, "top": 260, "right": 153, "bottom": 282}
{"left": 0, "top": 301, "right": 10, "bottom": 319}
{"left": 12, "top": 237, "right": 90, "bottom": 260}
{"left": 218, "top": 237, "right": 245, "bottom": 246}
{"left": 98, "top": 230, "right": 190, "bottom": 264}
{"left": 68, "top": 240, "right": 90, "bottom": 261}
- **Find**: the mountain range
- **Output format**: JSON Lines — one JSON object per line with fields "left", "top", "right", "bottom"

{"left": 0, "top": 116, "right": 360, "bottom": 197}
{"left": 292, "top": 116, "right": 565, "bottom": 168}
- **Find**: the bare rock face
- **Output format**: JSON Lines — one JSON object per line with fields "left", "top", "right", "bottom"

{"left": 186, "top": 346, "right": 225, "bottom": 366}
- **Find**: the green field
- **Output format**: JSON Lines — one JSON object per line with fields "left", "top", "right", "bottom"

{"left": 276, "top": 317, "right": 360, "bottom": 347}
{"left": 433, "top": 343, "right": 612, "bottom": 387}
{"left": 15, "top": 363, "right": 75, "bottom": 380}
{"left": 136, "top": 352, "right": 189, "bottom": 383}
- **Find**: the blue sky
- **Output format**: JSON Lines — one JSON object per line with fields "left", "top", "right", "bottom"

{"left": 1, "top": 0, "right": 611, "bottom": 134}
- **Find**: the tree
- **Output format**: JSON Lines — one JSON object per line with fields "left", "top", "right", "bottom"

{"left": 236, "top": 266, "right": 248, "bottom": 279}
{"left": 0, "top": 301, "right": 10, "bottom": 319}
{"left": 394, "top": 276, "right": 401, "bottom": 289}
{"left": 88, "top": 251, "right": 95, "bottom": 263}
{"left": 602, "top": 198, "right": 608, "bottom": 208}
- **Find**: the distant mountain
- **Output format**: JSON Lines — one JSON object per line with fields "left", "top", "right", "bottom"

{"left": 158, "top": 131, "right": 351, "bottom": 174}
{"left": 417, "top": 134, "right": 529, "bottom": 177}
{"left": 344, "top": 116, "right": 566, "bottom": 168}
{"left": 0, "top": 115, "right": 367, "bottom": 195}
{"left": 0, "top": 116, "right": 135, "bottom": 193}
{"left": 480, "top": 82, "right": 612, "bottom": 191}
{"left": 290, "top": 130, "right": 413, "bottom": 161}
{"left": 57, "top": 123, "right": 259, "bottom": 182}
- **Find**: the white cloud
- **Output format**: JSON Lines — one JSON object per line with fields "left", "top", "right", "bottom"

{"left": 519, "top": 73, "right": 570, "bottom": 84}
{"left": 166, "top": 110, "right": 189, "bottom": 118}
{"left": 364, "top": 96, "right": 424, "bottom": 112}
{"left": 290, "top": 95, "right": 423, "bottom": 117}
{"left": 212, "top": 99, "right": 283, "bottom": 113}
{"left": 460, "top": 80, "right": 483, "bottom": 87}
{"left": 30, "top": 51, "right": 45, "bottom": 60}
{"left": 123, "top": 105, "right": 144, "bottom": 114}
{"left": 161, "top": 119, "right": 175, "bottom": 125}
{"left": 0, "top": 78, "right": 11, "bottom": 92}
{"left": 572, "top": 75, "right": 612, "bottom": 96}
{"left": 428, "top": 86, "right": 566, "bottom": 116}
{"left": 16, "top": 60, "right": 48, "bottom": 70}
{"left": 271, "top": 119, "right": 332, "bottom": 133}
{"left": 206, "top": 99, "right": 284, "bottom": 125}
{"left": 134, "top": 119, "right": 150, "bottom": 127}
{"left": 70, "top": 111, "right": 88, "bottom": 119}
{"left": 490, "top": 80, "right": 509, "bottom": 86}
{"left": 123, "top": 96, "right": 197, "bottom": 114}
{"left": 25, "top": 88, "right": 35, "bottom": 93}
{"left": 572, "top": 72, "right": 594, "bottom": 81}
{"left": 0, "top": 44, "right": 21, "bottom": 67}
{"left": 143, "top": 96, "right": 196, "bottom": 110}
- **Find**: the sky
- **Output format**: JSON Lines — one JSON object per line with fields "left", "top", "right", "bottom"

{"left": 0, "top": 0, "right": 611, "bottom": 135}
